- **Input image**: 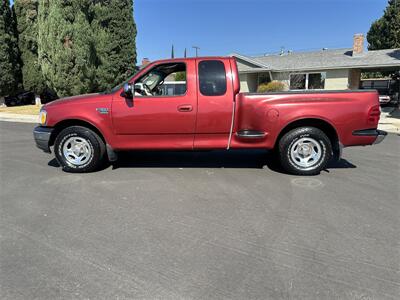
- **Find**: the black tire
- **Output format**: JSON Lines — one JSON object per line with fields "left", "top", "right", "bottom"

{"left": 54, "top": 126, "right": 106, "bottom": 173}
{"left": 278, "top": 127, "right": 332, "bottom": 176}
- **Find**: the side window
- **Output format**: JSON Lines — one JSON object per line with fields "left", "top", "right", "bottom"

{"left": 135, "top": 63, "right": 187, "bottom": 97}
{"left": 199, "top": 60, "right": 227, "bottom": 96}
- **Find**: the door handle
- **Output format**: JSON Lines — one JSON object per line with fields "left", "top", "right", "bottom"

{"left": 177, "top": 105, "right": 193, "bottom": 112}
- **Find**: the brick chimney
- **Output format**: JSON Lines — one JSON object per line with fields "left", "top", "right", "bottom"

{"left": 353, "top": 34, "right": 364, "bottom": 56}
{"left": 141, "top": 58, "right": 150, "bottom": 66}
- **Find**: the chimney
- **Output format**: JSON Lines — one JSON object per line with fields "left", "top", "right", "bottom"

{"left": 353, "top": 34, "right": 364, "bottom": 56}
{"left": 141, "top": 58, "right": 150, "bottom": 66}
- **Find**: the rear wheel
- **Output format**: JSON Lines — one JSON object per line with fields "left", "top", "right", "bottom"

{"left": 54, "top": 126, "right": 105, "bottom": 173}
{"left": 278, "top": 127, "right": 332, "bottom": 175}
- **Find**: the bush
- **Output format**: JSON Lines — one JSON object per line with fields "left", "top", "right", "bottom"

{"left": 257, "top": 81, "right": 287, "bottom": 93}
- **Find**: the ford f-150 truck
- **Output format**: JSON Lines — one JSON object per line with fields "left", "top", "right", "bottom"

{"left": 33, "top": 57, "right": 386, "bottom": 175}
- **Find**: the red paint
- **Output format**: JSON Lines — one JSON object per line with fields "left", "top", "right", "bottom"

{"left": 44, "top": 57, "right": 381, "bottom": 151}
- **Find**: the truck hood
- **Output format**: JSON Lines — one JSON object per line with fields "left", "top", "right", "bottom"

{"left": 45, "top": 93, "right": 107, "bottom": 107}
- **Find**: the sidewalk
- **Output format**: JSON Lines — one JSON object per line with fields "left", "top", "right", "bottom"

{"left": 0, "top": 112, "right": 37, "bottom": 123}
{"left": 379, "top": 107, "right": 400, "bottom": 134}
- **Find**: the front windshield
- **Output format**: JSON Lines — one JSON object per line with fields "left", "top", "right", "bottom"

{"left": 104, "top": 69, "right": 163, "bottom": 94}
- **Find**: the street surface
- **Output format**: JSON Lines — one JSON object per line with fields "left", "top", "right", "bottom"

{"left": 1, "top": 121, "right": 399, "bottom": 299}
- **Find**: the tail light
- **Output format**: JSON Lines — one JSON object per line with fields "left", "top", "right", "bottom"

{"left": 367, "top": 105, "right": 381, "bottom": 125}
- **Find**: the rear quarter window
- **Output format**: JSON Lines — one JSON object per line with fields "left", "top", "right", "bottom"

{"left": 199, "top": 60, "right": 227, "bottom": 96}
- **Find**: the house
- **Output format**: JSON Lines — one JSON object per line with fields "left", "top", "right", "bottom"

{"left": 232, "top": 34, "right": 400, "bottom": 92}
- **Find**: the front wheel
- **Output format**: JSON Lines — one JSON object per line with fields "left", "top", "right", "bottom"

{"left": 54, "top": 126, "right": 105, "bottom": 173}
{"left": 278, "top": 127, "right": 332, "bottom": 176}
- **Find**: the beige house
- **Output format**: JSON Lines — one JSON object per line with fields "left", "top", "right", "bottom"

{"left": 232, "top": 34, "right": 400, "bottom": 92}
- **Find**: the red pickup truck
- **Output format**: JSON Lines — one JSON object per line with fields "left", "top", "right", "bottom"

{"left": 33, "top": 57, "right": 386, "bottom": 175}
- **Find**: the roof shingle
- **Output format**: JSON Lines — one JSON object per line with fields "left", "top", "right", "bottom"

{"left": 234, "top": 48, "right": 400, "bottom": 72}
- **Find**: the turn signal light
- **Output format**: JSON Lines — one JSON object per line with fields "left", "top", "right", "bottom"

{"left": 39, "top": 110, "right": 47, "bottom": 126}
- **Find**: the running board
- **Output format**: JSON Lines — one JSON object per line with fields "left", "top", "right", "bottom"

{"left": 236, "top": 130, "right": 266, "bottom": 139}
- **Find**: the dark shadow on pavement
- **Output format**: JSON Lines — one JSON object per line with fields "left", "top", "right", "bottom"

{"left": 48, "top": 158, "right": 60, "bottom": 168}
{"left": 327, "top": 158, "right": 357, "bottom": 169}
{"left": 388, "top": 107, "right": 400, "bottom": 119}
{"left": 48, "top": 150, "right": 357, "bottom": 174}
{"left": 112, "top": 150, "right": 270, "bottom": 169}
{"left": 107, "top": 150, "right": 357, "bottom": 174}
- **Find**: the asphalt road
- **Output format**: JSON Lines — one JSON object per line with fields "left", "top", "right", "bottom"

{"left": 1, "top": 121, "right": 399, "bottom": 299}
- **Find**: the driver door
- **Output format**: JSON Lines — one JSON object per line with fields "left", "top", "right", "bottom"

{"left": 112, "top": 60, "right": 197, "bottom": 149}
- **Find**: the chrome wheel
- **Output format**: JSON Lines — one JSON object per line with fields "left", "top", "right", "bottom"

{"left": 290, "top": 137, "right": 322, "bottom": 170}
{"left": 62, "top": 137, "right": 92, "bottom": 166}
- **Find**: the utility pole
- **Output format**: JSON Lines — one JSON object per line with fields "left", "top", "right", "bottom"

{"left": 192, "top": 46, "right": 200, "bottom": 57}
{"left": 171, "top": 45, "right": 175, "bottom": 59}
{"left": 184, "top": 48, "right": 187, "bottom": 58}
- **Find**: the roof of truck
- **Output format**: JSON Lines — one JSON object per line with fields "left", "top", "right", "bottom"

{"left": 155, "top": 56, "right": 230, "bottom": 62}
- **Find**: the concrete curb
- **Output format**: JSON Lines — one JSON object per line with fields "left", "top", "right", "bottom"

{"left": 0, "top": 113, "right": 37, "bottom": 124}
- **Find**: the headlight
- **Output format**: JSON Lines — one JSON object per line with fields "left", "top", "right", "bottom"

{"left": 39, "top": 110, "right": 47, "bottom": 126}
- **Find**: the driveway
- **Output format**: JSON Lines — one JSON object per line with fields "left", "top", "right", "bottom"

{"left": 0, "top": 121, "right": 399, "bottom": 299}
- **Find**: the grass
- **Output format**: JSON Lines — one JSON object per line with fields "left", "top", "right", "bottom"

{"left": 0, "top": 104, "right": 42, "bottom": 115}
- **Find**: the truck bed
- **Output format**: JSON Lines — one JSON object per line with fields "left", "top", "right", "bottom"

{"left": 231, "top": 90, "right": 380, "bottom": 149}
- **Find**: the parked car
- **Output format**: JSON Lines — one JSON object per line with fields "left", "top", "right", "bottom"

{"left": 379, "top": 95, "right": 392, "bottom": 105}
{"left": 361, "top": 78, "right": 399, "bottom": 106}
{"left": 34, "top": 57, "right": 386, "bottom": 175}
{"left": 5, "top": 91, "right": 35, "bottom": 106}
{"left": 40, "top": 89, "right": 59, "bottom": 104}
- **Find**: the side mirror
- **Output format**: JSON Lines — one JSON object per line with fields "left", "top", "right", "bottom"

{"left": 122, "top": 83, "right": 134, "bottom": 99}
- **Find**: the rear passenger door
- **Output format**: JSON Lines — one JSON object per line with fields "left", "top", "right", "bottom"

{"left": 194, "top": 59, "right": 235, "bottom": 149}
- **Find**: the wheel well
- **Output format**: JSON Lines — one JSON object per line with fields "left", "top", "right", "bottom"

{"left": 49, "top": 119, "right": 106, "bottom": 147}
{"left": 275, "top": 118, "right": 339, "bottom": 150}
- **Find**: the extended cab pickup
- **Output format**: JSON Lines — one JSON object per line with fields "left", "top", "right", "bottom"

{"left": 34, "top": 57, "right": 386, "bottom": 175}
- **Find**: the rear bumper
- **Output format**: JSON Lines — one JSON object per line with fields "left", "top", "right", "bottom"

{"left": 33, "top": 126, "right": 53, "bottom": 153}
{"left": 352, "top": 129, "right": 387, "bottom": 145}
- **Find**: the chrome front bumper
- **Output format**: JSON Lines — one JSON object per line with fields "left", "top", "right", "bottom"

{"left": 352, "top": 129, "right": 388, "bottom": 145}
{"left": 33, "top": 126, "right": 53, "bottom": 153}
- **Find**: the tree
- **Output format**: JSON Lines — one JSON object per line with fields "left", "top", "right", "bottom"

{"left": 0, "top": 0, "right": 22, "bottom": 97}
{"left": 38, "top": 0, "right": 97, "bottom": 97}
{"left": 38, "top": 0, "right": 137, "bottom": 97}
{"left": 14, "top": 0, "right": 46, "bottom": 96}
{"left": 175, "top": 72, "right": 186, "bottom": 81}
{"left": 367, "top": 0, "right": 400, "bottom": 50}
{"left": 92, "top": 0, "right": 137, "bottom": 91}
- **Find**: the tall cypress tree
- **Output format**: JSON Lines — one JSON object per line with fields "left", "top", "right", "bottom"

{"left": 14, "top": 0, "right": 46, "bottom": 96}
{"left": 0, "top": 0, "right": 22, "bottom": 97}
{"left": 38, "top": 0, "right": 97, "bottom": 97}
{"left": 367, "top": 0, "right": 400, "bottom": 50}
{"left": 38, "top": 0, "right": 136, "bottom": 97}
{"left": 92, "top": 0, "right": 137, "bottom": 91}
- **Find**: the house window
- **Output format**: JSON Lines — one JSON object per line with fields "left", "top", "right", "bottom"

{"left": 290, "top": 74, "right": 307, "bottom": 90}
{"left": 308, "top": 73, "right": 326, "bottom": 89}
{"left": 290, "top": 73, "right": 326, "bottom": 90}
